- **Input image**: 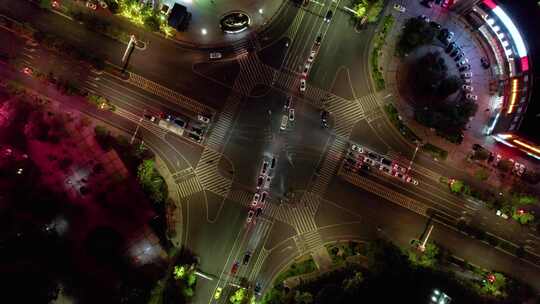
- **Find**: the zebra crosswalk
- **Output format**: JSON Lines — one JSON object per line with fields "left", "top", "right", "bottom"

{"left": 324, "top": 94, "right": 365, "bottom": 137}
{"left": 206, "top": 92, "right": 242, "bottom": 151}
{"left": 249, "top": 247, "right": 269, "bottom": 281}
{"left": 298, "top": 229, "right": 324, "bottom": 253}
{"left": 310, "top": 137, "right": 347, "bottom": 196}
{"left": 227, "top": 189, "right": 253, "bottom": 206}
{"left": 127, "top": 72, "right": 213, "bottom": 115}
{"left": 234, "top": 54, "right": 275, "bottom": 96}
{"left": 273, "top": 192, "right": 319, "bottom": 234}
{"left": 176, "top": 176, "right": 204, "bottom": 199}
{"left": 195, "top": 148, "right": 232, "bottom": 197}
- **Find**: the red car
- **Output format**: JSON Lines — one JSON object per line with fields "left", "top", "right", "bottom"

{"left": 231, "top": 262, "right": 239, "bottom": 275}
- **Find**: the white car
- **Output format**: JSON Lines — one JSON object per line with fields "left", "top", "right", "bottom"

{"left": 197, "top": 114, "right": 211, "bottom": 124}
{"left": 263, "top": 176, "right": 271, "bottom": 189}
{"left": 462, "top": 72, "right": 473, "bottom": 79}
{"left": 307, "top": 50, "right": 316, "bottom": 63}
{"left": 300, "top": 79, "right": 306, "bottom": 92}
{"left": 280, "top": 114, "right": 288, "bottom": 130}
{"left": 466, "top": 94, "right": 478, "bottom": 101}
{"left": 301, "top": 63, "right": 310, "bottom": 77}
{"left": 393, "top": 4, "right": 406, "bottom": 12}
{"left": 247, "top": 210, "right": 255, "bottom": 223}
{"left": 209, "top": 52, "right": 222, "bottom": 59}
{"left": 496, "top": 210, "right": 509, "bottom": 219}
{"left": 289, "top": 108, "right": 295, "bottom": 122}
{"left": 351, "top": 144, "right": 363, "bottom": 153}
{"left": 462, "top": 85, "right": 473, "bottom": 92}
{"left": 251, "top": 193, "right": 260, "bottom": 207}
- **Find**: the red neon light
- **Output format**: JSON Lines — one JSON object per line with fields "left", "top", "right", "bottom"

{"left": 483, "top": 0, "right": 497, "bottom": 9}
{"left": 520, "top": 57, "right": 529, "bottom": 72}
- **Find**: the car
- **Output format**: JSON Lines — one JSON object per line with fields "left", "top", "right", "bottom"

{"left": 518, "top": 164, "right": 525, "bottom": 176}
{"left": 23, "top": 67, "right": 33, "bottom": 76}
{"left": 307, "top": 50, "right": 317, "bottom": 63}
{"left": 263, "top": 176, "right": 271, "bottom": 189}
{"left": 255, "top": 207, "right": 262, "bottom": 217}
{"left": 214, "top": 287, "right": 223, "bottom": 300}
{"left": 285, "top": 96, "right": 292, "bottom": 110}
{"left": 315, "top": 35, "right": 322, "bottom": 45}
{"left": 231, "top": 262, "right": 239, "bottom": 274}
{"left": 381, "top": 158, "right": 392, "bottom": 166}
{"left": 494, "top": 154, "right": 502, "bottom": 166}
{"left": 406, "top": 176, "right": 418, "bottom": 185}
{"left": 456, "top": 58, "right": 469, "bottom": 67}
{"left": 418, "top": 15, "right": 429, "bottom": 22}
{"left": 324, "top": 10, "right": 333, "bottom": 22}
{"left": 247, "top": 210, "right": 255, "bottom": 223}
{"left": 256, "top": 176, "right": 264, "bottom": 189}
{"left": 466, "top": 94, "right": 477, "bottom": 101}
{"left": 173, "top": 118, "right": 187, "bottom": 128}
{"left": 496, "top": 210, "right": 509, "bottom": 219}
{"left": 197, "top": 114, "right": 211, "bottom": 124}
{"left": 421, "top": 0, "right": 433, "bottom": 8}
{"left": 144, "top": 114, "right": 157, "bottom": 122}
{"left": 458, "top": 64, "right": 471, "bottom": 72}
{"left": 86, "top": 1, "right": 97, "bottom": 10}
{"left": 289, "top": 108, "right": 295, "bottom": 122}
{"left": 280, "top": 114, "right": 288, "bottom": 130}
{"left": 351, "top": 144, "right": 363, "bottom": 153}
{"left": 463, "top": 78, "right": 472, "bottom": 85}
{"left": 445, "top": 42, "right": 457, "bottom": 53}
{"left": 462, "top": 85, "right": 473, "bottom": 92}
{"left": 252, "top": 193, "right": 260, "bottom": 207}
{"left": 243, "top": 251, "right": 252, "bottom": 265}
{"left": 454, "top": 53, "right": 463, "bottom": 61}
{"left": 380, "top": 165, "right": 391, "bottom": 174}
{"left": 300, "top": 78, "right": 306, "bottom": 92}
{"left": 513, "top": 161, "right": 520, "bottom": 173}
{"left": 270, "top": 157, "right": 276, "bottom": 169}
{"left": 445, "top": 31, "right": 454, "bottom": 41}
{"left": 321, "top": 110, "right": 329, "bottom": 122}
{"left": 449, "top": 48, "right": 460, "bottom": 57}
{"left": 188, "top": 132, "right": 202, "bottom": 143}
{"left": 429, "top": 21, "right": 441, "bottom": 29}
{"left": 480, "top": 57, "right": 490, "bottom": 69}
{"left": 393, "top": 4, "right": 406, "bottom": 12}
{"left": 302, "top": 63, "right": 311, "bottom": 76}
{"left": 461, "top": 72, "right": 473, "bottom": 79}
{"left": 191, "top": 126, "right": 204, "bottom": 135}
{"left": 260, "top": 191, "right": 268, "bottom": 203}
{"left": 254, "top": 282, "right": 262, "bottom": 295}
{"left": 209, "top": 52, "right": 222, "bottom": 59}
{"left": 261, "top": 160, "right": 269, "bottom": 175}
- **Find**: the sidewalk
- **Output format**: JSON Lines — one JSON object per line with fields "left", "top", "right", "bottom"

{"left": 155, "top": 156, "right": 184, "bottom": 248}
{"left": 59, "top": 0, "right": 286, "bottom": 47}
{"left": 377, "top": 1, "right": 539, "bottom": 192}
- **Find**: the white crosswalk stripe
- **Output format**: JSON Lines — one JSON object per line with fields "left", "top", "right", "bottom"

{"left": 325, "top": 95, "right": 366, "bottom": 138}
{"left": 176, "top": 176, "right": 204, "bottom": 198}
{"left": 310, "top": 137, "right": 347, "bottom": 196}
{"left": 354, "top": 93, "right": 379, "bottom": 114}
{"left": 272, "top": 192, "right": 319, "bottom": 234}
{"left": 127, "top": 72, "right": 214, "bottom": 115}
{"left": 249, "top": 247, "right": 269, "bottom": 281}
{"left": 206, "top": 92, "right": 242, "bottom": 151}
{"left": 171, "top": 167, "right": 195, "bottom": 183}
{"left": 299, "top": 229, "right": 324, "bottom": 253}
{"left": 195, "top": 149, "right": 232, "bottom": 197}
{"left": 234, "top": 54, "right": 276, "bottom": 96}
{"left": 228, "top": 189, "right": 254, "bottom": 206}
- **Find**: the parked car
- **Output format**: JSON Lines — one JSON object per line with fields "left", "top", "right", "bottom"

{"left": 209, "top": 52, "right": 222, "bottom": 59}
{"left": 480, "top": 57, "right": 490, "bottom": 69}
{"left": 461, "top": 72, "right": 473, "bottom": 79}
{"left": 289, "top": 108, "right": 295, "bottom": 122}
{"left": 466, "top": 94, "right": 478, "bottom": 101}
{"left": 246, "top": 210, "right": 255, "bottom": 223}
{"left": 261, "top": 160, "right": 269, "bottom": 175}
{"left": 459, "top": 64, "right": 471, "bottom": 72}
{"left": 256, "top": 176, "right": 264, "bottom": 189}
{"left": 315, "top": 35, "right": 322, "bottom": 45}
{"left": 270, "top": 157, "right": 276, "bottom": 169}
{"left": 308, "top": 50, "right": 317, "bottom": 63}
{"left": 462, "top": 85, "right": 473, "bottom": 92}
{"left": 198, "top": 114, "right": 211, "bottom": 123}
{"left": 429, "top": 21, "right": 441, "bottom": 30}
{"left": 243, "top": 251, "right": 252, "bottom": 265}
{"left": 280, "top": 114, "right": 288, "bottom": 130}
{"left": 252, "top": 193, "right": 260, "bottom": 207}
{"left": 188, "top": 132, "right": 202, "bottom": 143}
{"left": 456, "top": 58, "right": 469, "bottom": 67}
{"left": 496, "top": 210, "right": 509, "bottom": 219}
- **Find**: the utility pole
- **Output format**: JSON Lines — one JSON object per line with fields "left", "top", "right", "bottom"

{"left": 121, "top": 35, "right": 137, "bottom": 74}
{"left": 418, "top": 225, "right": 434, "bottom": 252}
{"left": 407, "top": 142, "right": 421, "bottom": 173}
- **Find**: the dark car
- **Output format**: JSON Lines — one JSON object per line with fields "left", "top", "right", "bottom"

{"left": 191, "top": 125, "right": 204, "bottom": 135}
{"left": 256, "top": 176, "right": 263, "bottom": 189}
{"left": 188, "top": 132, "right": 202, "bottom": 142}
{"left": 458, "top": 64, "right": 470, "bottom": 72}
{"left": 315, "top": 35, "right": 322, "bottom": 45}
{"left": 255, "top": 207, "right": 262, "bottom": 217}
{"left": 243, "top": 252, "right": 251, "bottom": 265}
{"left": 421, "top": 0, "right": 433, "bottom": 8}
{"left": 174, "top": 118, "right": 187, "bottom": 128}
{"left": 445, "top": 42, "right": 457, "bottom": 53}
{"left": 455, "top": 53, "right": 464, "bottom": 61}
{"left": 270, "top": 157, "right": 276, "bottom": 169}
{"left": 429, "top": 21, "right": 441, "bottom": 30}
{"left": 324, "top": 10, "right": 332, "bottom": 22}
{"left": 381, "top": 158, "right": 392, "bottom": 166}
{"left": 480, "top": 57, "right": 490, "bottom": 69}
{"left": 254, "top": 282, "right": 262, "bottom": 295}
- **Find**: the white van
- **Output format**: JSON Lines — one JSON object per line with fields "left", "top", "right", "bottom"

{"left": 280, "top": 114, "right": 288, "bottom": 130}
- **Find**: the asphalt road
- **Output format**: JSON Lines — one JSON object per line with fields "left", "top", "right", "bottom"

{"left": 2, "top": 0, "right": 540, "bottom": 301}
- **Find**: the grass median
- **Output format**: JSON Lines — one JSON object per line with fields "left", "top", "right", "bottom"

{"left": 371, "top": 15, "right": 394, "bottom": 91}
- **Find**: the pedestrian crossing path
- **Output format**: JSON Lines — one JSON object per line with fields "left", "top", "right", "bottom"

{"left": 310, "top": 137, "right": 347, "bottom": 196}
{"left": 195, "top": 148, "right": 232, "bottom": 198}
{"left": 171, "top": 167, "right": 195, "bottom": 183}
{"left": 227, "top": 189, "right": 253, "bottom": 206}
{"left": 285, "top": 8, "right": 306, "bottom": 42}
{"left": 273, "top": 192, "right": 319, "bottom": 234}
{"left": 127, "top": 72, "right": 214, "bottom": 115}
{"left": 339, "top": 170, "right": 428, "bottom": 216}
{"left": 324, "top": 94, "right": 366, "bottom": 138}
{"left": 295, "top": 229, "right": 324, "bottom": 254}
{"left": 249, "top": 247, "right": 269, "bottom": 281}
{"left": 176, "top": 176, "right": 204, "bottom": 199}
{"left": 205, "top": 92, "right": 242, "bottom": 151}
{"left": 234, "top": 54, "right": 275, "bottom": 96}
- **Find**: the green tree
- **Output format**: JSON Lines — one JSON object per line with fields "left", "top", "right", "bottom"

{"left": 474, "top": 169, "right": 489, "bottom": 181}
{"left": 450, "top": 179, "right": 464, "bottom": 193}
{"left": 512, "top": 208, "right": 535, "bottom": 225}
{"left": 481, "top": 273, "right": 507, "bottom": 297}
{"left": 294, "top": 291, "right": 313, "bottom": 304}
{"left": 343, "top": 271, "right": 364, "bottom": 294}
{"left": 408, "top": 242, "right": 439, "bottom": 268}
{"left": 144, "top": 14, "right": 161, "bottom": 32}
{"left": 230, "top": 288, "right": 247, "bottom": 304}
{"left": 39, "top": 0, "right": 52, "bottom": 9}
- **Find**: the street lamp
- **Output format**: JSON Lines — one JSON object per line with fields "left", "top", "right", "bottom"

{"left": 201, "top": 28, "right": 207, "bottom": 35}
{"left": 407, "top": 142, "right": 421, "bottom": 173}
{"left": 121, "top": 34, "right": 137, "bottom": 74}
{"left": 258, "top": 8, "right": 264, "bottom": 14}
